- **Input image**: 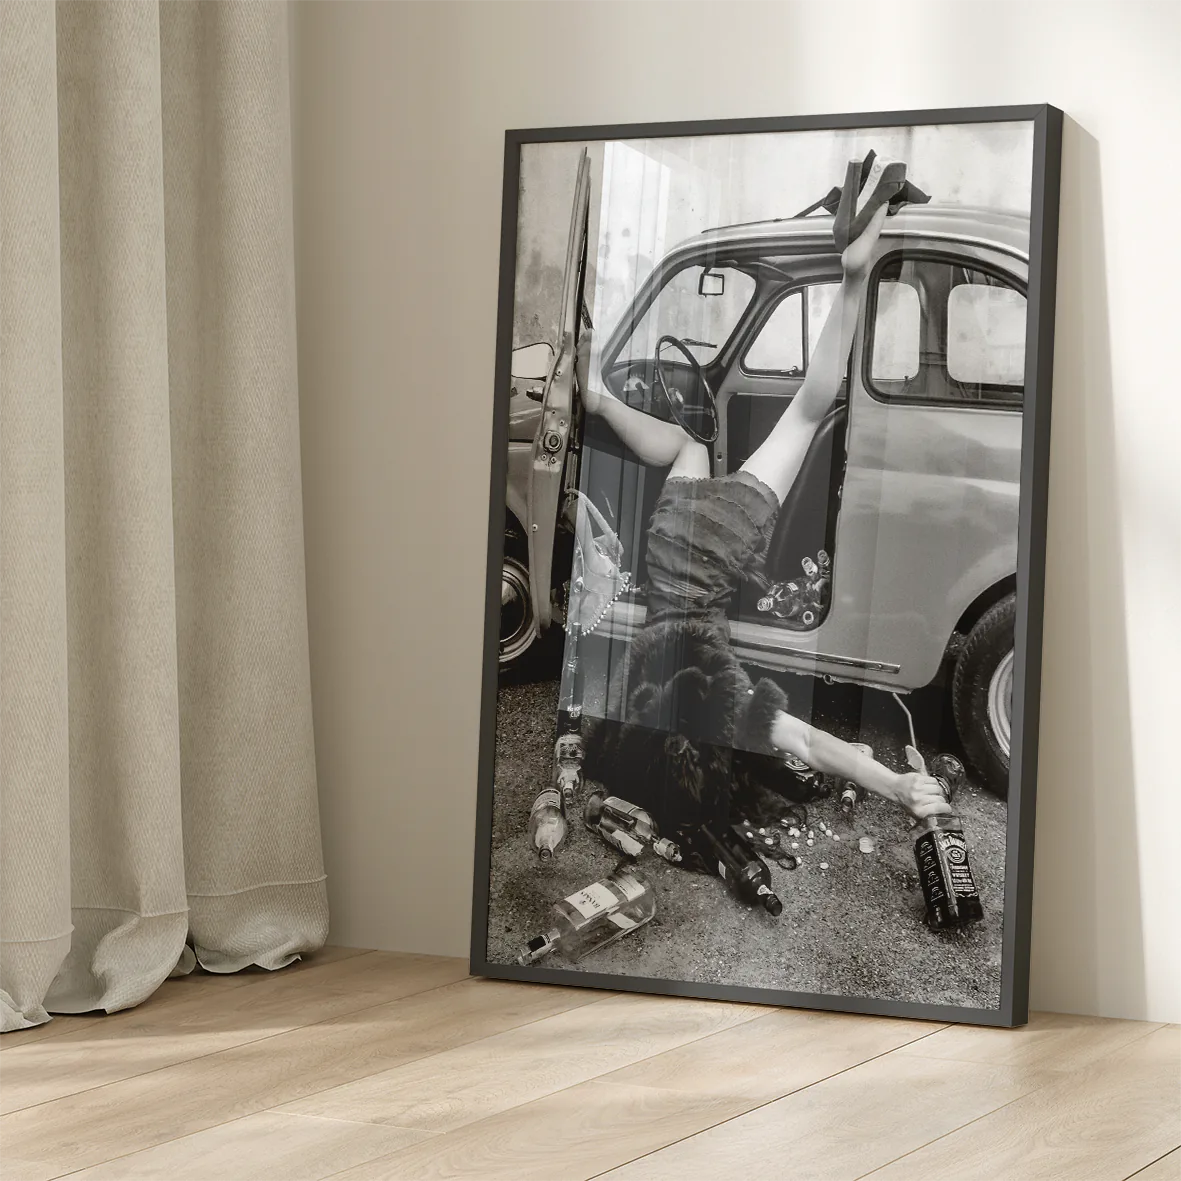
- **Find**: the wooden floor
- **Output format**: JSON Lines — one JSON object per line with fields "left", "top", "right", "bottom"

{"left": 1, "top": 948, "right": 1176, "bottom": 1181}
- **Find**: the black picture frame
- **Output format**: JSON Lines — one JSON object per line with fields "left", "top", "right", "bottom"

{"left": 471, "top": 104, "right": 1063, "bottom": 1028}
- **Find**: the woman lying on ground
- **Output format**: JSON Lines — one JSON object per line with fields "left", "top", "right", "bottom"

{"left": 574, "top": 154, "right": 952, "bottom": 843}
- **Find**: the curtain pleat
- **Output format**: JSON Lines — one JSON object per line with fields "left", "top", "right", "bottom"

{"left": 0, "top": 0, "right": 73, "bottom": 1031}
{"left": 0, "top": 1, "right": 327, "bottom": 1031}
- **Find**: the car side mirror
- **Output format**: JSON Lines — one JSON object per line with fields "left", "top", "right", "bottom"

{"left": 698, "top": 270, "right": 725, "bottom": 297}
{"left": 510, "top": 341, "right": 555, "bottom": 382}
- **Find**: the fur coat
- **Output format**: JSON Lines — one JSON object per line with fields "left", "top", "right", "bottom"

{"left": 583, "top": 617, "right": 817, "bottom": 850}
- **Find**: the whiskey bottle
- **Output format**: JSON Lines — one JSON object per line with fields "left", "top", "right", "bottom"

{"left": 516, "top": 867, "right": 656, "bottom": 965}
{"left": 913, "top": 814, "right": 985, "bottom": 930}
{"left": 698, "top": 825, "right": 783, "bottom": 916}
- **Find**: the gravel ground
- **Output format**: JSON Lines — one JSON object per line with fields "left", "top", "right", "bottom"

{"left": 484, "top": 640, "right": 1006, "bottom": 1011}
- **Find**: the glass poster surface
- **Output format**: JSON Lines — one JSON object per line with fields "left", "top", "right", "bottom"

{"left": 473, "top": 107, "right": 1062, "bottom": 1026}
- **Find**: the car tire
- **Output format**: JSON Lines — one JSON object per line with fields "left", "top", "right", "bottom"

{"left": 952, "top": 593, "right": 1016, "bottom": 798}
{"left": 499, "top": 529, "right": 538, "bottom": 670}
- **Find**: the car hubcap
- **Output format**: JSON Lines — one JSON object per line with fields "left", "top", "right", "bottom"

{"left": 500, "top": 556, "right": 536, "bottom": 665}
{"left": 988, "top": 649, "right": 1014, "bottom": 759}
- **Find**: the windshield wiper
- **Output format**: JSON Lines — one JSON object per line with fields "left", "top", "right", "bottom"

{"left": 680, "top": 338, "right": 717, "bottom": 350}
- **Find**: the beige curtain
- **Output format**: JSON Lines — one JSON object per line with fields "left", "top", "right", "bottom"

{"left": 0, "top": 1, "right": 327, "bottom": 1031}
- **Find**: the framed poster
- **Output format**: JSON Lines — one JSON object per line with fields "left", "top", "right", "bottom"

{"left": 472, "top": 106, "right": 1062, "bottom": 1027}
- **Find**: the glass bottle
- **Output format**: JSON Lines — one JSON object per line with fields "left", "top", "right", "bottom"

{"left": 698, "top": 825, "right": 783, "bottom": 916}
{"left": 585, "top": 792, "right": 682, "bottom": 863}
{"left": 913, "top": 814, "right": 984, "bottom": 929}
{"left": 591, "top": 812, "right": 645, "bottom": 859}
{"left": 554, "top": 731, "right": 584, "bottom": 811}
{"left": 929, "top": 752, "right": 966, "bottom": 803}
{"left": 527, "top": 785, "right": 566, "bottom": 861}
{"left": 516, "top": 867, "right": 656, "bottom": 965}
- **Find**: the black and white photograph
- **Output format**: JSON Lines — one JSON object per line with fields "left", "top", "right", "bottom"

{"left": 474, "top": 109, "right": 1060, "bottom": 1025}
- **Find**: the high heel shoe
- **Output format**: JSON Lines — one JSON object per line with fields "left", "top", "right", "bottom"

{"left": 832, "top": 151, "right": 909, "bottom": 252}
{"left": 791, "top": 153, "right": 931, "bottom": 232}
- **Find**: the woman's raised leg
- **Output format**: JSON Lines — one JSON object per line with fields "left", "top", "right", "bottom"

{"left": 740, "top": 201, "right": 888, "bottom": 503}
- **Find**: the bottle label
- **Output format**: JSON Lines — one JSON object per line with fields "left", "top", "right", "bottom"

{"left": 531, "top": 787, "right": 561, "bottom": 815}
{"left": 601, "top": 828, "right": 643, "bottom": 858}
{"left": 915, "top": 830, "right": 950, "bottom": 908}
{"left": 608, "top": 911, "right": 638, "bottom": 930}
{"left": 564, "top": 881, "right": 617, "bottom": 919}
{"left": 942, "top": 833, "right": 978, "bottom": 897}
{"left": 613, "top": 871, "right": 647, "bottom": 903}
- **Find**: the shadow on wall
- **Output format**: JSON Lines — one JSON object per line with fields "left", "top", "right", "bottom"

{"left": 1029, "top": 119, "right": 1145, "bottom": 1018}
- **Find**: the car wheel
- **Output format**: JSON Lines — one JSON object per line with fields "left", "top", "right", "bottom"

{"left": 952, "top": 593, "right": 1015, "bottom": 798}
{"left": 500, "top": 533, "right": 538, "bottom": 669}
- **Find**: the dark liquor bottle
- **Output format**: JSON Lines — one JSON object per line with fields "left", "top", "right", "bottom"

{"left": 929, "top": 753, "right": 966, "bottom": 803}
{"left": 699, "top": 825, "right": 783, "bottom": 916}
{"left": 913, "top": 814, "right": 985, "bottom": 930}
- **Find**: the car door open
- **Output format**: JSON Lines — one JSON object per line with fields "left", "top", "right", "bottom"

{"left": 526, "top": 148, "right": 591, "bottom": 630}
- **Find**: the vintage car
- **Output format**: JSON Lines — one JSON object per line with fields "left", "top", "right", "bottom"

{"left": 502, "top": 152, "right": 1028, "bottom": 796}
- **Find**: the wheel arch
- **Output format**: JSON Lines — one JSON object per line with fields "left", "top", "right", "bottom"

{"left": 504, "top": 507, "right": 528, "bottom": 557}
{"left": 953, "top": 573, "right": 1017, "bottom": 639}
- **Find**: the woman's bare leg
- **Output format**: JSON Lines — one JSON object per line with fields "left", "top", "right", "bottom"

{"left": 577, "top": 197, "right": 887, "bottom": 490}
{"left": 740, "top": 202, "right": 888, "bottom": 503}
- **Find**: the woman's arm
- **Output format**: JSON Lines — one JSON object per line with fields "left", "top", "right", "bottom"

{"left": 575, "top": 333, "right": 699, "bottom": 468}
{"left": 769, "top": 710, "right": 952, "bottom": 820}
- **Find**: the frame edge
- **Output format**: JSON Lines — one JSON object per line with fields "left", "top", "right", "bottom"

{"left": 1001, "top": 103, "right": 1064, "bottom": 1026}
{"left": 470, "top": 130, "right": 524, "bottom": 974}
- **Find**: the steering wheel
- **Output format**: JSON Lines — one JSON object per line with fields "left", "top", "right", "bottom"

{"left": 654, "top": 335, "right": 719, "bottom": 445}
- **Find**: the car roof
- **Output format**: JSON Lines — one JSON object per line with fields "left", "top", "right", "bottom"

{"left": 684, "top": 204, "right": 1031, "bottom": 262}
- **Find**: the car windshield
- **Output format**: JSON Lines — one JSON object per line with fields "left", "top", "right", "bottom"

{"left": 618, "top": 264, "right": 756, "bottom": 364}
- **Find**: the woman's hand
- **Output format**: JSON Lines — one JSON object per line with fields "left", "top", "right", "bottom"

{"left": 894, "top": 773, "right": 954, "bottom": 821}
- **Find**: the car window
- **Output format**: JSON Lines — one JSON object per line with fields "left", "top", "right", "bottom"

{"left": 867, "top": 254, "right": 1025, "bottom": 408}
{"left": 745, "top": 291, "right": 804, "bottom": 373}
{"left": 870, "top": 282, "right": 921, "bottom": 381}
{"left": 947, "top": 285, "right": 1026, "bottom": 386}
{"left": 620, "top": 265, "right": 756, "bottom": 364}
{"left": 744, "top": 282, "right": 841, "bottom": 376}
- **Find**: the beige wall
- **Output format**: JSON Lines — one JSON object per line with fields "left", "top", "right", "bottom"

{"left": 293, "top": 0, "right": 1180, "bottom": 1022}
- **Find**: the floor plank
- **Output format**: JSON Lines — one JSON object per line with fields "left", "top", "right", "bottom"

{"left": 1, "top": 952, "right": 469, "bottom": 1113}
{"left": 0, "top": 1014, "right": 104, "bottom": 1053}
{"left": 279, "top": 992, "right": 762, "bottom": 1133}
{"left": 0, "top": 945, "right": 368, "bottom": 1053}
{"left": 895, "top": 1008, "right": 1163, "bottom": 1072}
{"left": 1130, "top": 1149, "right": 1181, "bottom": 1181}
{"left": 0, "top": 977, "right": 598, "bottom": 1178}
{"left": 2, "top": 951, "right": 1172, "bottom": 1181}
{"left": 863, "top": 1025, "right": 1181, "bottom": 1181}
{"left": 325, "top": 1078, "right": 758, "bottom": 1181}
{"left": 602, "top": 1007, "right": 945, "bottom": 1102}
{"left": 598, "top": 1049, "right": 1050, "bottom": 1181}
{"left": 64, "top": 1111, "right": 433, "bottom": 1181}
